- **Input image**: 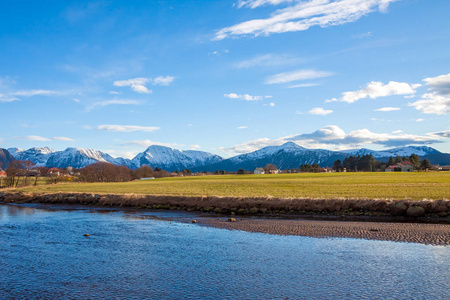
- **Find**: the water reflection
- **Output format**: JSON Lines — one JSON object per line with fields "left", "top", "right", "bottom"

{"left": 0, "top": 204, "right": 37, "bottom": 219}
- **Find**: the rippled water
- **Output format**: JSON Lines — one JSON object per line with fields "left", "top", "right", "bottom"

{"left": 1, "top": 204, "right": 449, "bottom": 299}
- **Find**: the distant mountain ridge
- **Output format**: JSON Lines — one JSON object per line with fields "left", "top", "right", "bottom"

{"left": 4, "top": 143, "right": 449, "bottom": 171}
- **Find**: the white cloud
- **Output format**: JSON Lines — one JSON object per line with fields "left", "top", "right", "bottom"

{"left": 237, "top": 0, "right": 294, "bottom": 9}
{"left": 374, "top": 107, "right": 400, "bottom": 112}
{"left": 86, "top": 99, "right": 140, "bottom": 111}
{"left": 265, "top": 69, "right": 332, "bottom": 84}
{"left": 308, "top": 107, "right": 333, "bottom": 115}
{"left": 97, "top": 125, "right": 160, "bottom": 132}
{"left": 152, "top": 76, "right": 175, "bottom": 86}
{"left": 190, "top": 145, "right": 202, "bottom": 150}
{"left": 109, "top": 91, "right": 120, "bottom": 95}
{"left": 415, "top": 118, "right": 424, "bottom": 122}
{"left": 114, "top": 78, "right": 152, "bottom": 94}
{"left": 237, "top": 126, "right": 248, "bottom": 129}
{"left": 288, "top": 83, "right": 320, "bottom": 88}
{"left": 215, "top": 0, "right": 398, "bottom": 40}
{"left": 12, "top": 90, "right": 59, "bottom": 97}
{"left": 392, "top": 130, "right": 403, "bottom": 134}
{"left": 341, "top": 81, "right": 418, "bottom": 103}
{"left": 23, "top": 135, "right": 52, "bottom": 142}
{"left": 73, "top": 98, "right": 80, "bottom": 103}
{"left": 220, "top": 124, "right": 444, "bottom": 156}
{"left": 269, "top": 102, "right": 275, "bottom": 107}
{"left": 124, "top": 140, "right": 183, "bottom": 148}
{"left": 224, "top": 93, "right": 267, "bottom": 101}
{"left": 0, "top": 93, "right": 19, "bottom": 102}
{"left": 235, "top": 54, "right": 302, "bottom": 69}
{"left": 409, "top": 73, "right": 450, "bottom": 115}
{"left": 430, "top": 130, "right": 450, "bottom": 138}
{"left": 53, "top": 137, "right": 75, "bottom": 141}
{"left": 113, "top": 76, "right": 175, "bottom": 94}
{"left": 351, "top": 31, "right": 373, "bottom": 39}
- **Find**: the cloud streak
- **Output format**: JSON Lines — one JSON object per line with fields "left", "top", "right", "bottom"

{"left": 97, "top": 125, "right": 160, "bottom": 132}
{"left": 215, "top": 0, "right": 398, "bottom": 40}
{"left": 265, "top": 69, "right": 332, "bottom": 84}
{"left": 86, "top": 99, "right": 141, "bottom": 111}
{"left": 113, "top": 76, "right": 175, "bottom": 94}
{"left": 224, "top": 93, "right": 270, "bottom": 101}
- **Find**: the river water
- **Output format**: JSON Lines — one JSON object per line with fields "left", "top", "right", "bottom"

{"left": 1, "top": 204, "right": 449, "bottom": 299}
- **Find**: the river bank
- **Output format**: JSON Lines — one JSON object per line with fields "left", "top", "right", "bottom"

{"left": 1, "top": 191, "right": 449, "bottom": 219}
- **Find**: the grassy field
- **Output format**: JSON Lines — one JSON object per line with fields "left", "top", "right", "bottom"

{"left": 10, "top": 172, "right": 450, "bottom": 200}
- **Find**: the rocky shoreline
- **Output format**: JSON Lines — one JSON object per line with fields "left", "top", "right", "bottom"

{"left": 1, "top": 191, "right": 449, "bottom": 221}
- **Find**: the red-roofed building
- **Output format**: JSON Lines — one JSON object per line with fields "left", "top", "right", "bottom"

{"left": 385, "top": 161, "right": 414, "bottom": 172}
{"left": 0, "top": 169, "right": 7, "bottom": 178}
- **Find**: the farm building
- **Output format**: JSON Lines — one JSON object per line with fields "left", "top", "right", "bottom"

{"left": 254, "top": 168, "right": 265, "bottom": 175}
{"left": 385, "top": 161, "right": 414, "bottom": 172}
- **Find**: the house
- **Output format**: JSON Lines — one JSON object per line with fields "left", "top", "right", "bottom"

{"left": 268, "top": 169, "right": 279, "bottom": 174}
{"left": 48, "top": 167, "right": 60, "bottom": 176}
{"left": 0, "top": 169, "right": 7, "bottom": 178}
{"left": 254, "top": 168, "right": 265, "bottom": 175}
{"left": 385, "top": 161, "right": 414, "bottom": 172}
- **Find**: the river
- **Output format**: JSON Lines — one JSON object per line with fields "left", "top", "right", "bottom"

{"left": 1, "top": 204, "right": 449, "bottom": 299}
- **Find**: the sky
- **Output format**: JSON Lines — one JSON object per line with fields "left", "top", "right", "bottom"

{"left": 0, "top": 0, "right": 449, "bottom": 159}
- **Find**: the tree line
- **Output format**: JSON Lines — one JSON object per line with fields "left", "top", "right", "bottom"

{"left": 331, "top": 154, "right": 432, "bottom": 172}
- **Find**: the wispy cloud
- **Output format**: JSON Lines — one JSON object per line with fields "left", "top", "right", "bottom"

{"left": 235, "top": 54, "right": 302, "bottom": 69}
{"left": 224, "top": 93, "right": 269, "bottom": 101}
{"left": 86, "top": 99, "right": 141, "bottom": 111}
{"left": 96, "top": 125, "right": 160, "bottom": 132}
{"left": 53, "top": 136, "right": 75, "bottom": 141}
{"left": 374, "top": 107, "right": 400, "bottom": 112}
{"left": 113, "top": 76, "right": 175, "bottom": 94}
{"left": 265, "top": 69, "right": 332, "bottom": 84}
{"left": 237, "top": 126, "right": 248, "bottom": 129}
{"left": 12, "top": 89, "right": 59, "bottom": 97}
{"left": 215, "top": 0, "right": 397, "bottom": 40}
{"left": 409, "top": 73, "right": 450, "bottom": 115}
{"left": 308, "top": 107, "right": 333, "bottom": 115}
{"left": 124, "top": 140, "right": 183, "bottom": 148}
{"left": 430, "top": 129, "right": 450, "bottom": 138}
{"left": 288, "top": 83, "right": 320, "bottom": 88}
{"left": 22, "top": 135, "right": 52, "bottom": 142}
{"left": 114, "top": 78, "right": 152, "bottom": 94}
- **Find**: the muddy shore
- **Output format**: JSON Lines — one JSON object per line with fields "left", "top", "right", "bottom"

{"left": 196, "top": 217, "right": 450, "bottom": 246}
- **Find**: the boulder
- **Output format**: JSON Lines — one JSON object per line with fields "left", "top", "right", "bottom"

{"left": 227, "top": 218, "right": 236, "bottom": 222}
{"left": 390, "top": 202, "right": 407, "bottom": 216}
{"left": 406, "top": 206, "right": 425, "bottom": 217}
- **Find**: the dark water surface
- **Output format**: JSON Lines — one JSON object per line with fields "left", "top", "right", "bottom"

{"left": 1, "top": 204, "right": 449, "bottom": 299}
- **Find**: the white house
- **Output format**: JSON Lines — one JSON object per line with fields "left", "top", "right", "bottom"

{"left": 254, "top": 168, "right": 265, "bottom": 175}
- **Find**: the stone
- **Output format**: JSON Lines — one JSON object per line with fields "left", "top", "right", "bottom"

{"left": 249, "top": 207, "right": 259, "bottom": 214}
{"left": 259, "top": 208, "right": 268, "bottom": 213}
{"left": 192, "top": 220, "right": 197, "bottom": 223}
{"left": 406, "top": 206, "right": 425, "bottom": 217}
{"left": 83, "top": 234, "right": 90, "bottom": 237}
{"left": 390, "top": 202, "right": 407, "bottom": 216}
{"left": 438, "top": 212, "right": 448, "bottom": 217}
{"left": 227, "top": 218, "right": 236, "bottom": 222}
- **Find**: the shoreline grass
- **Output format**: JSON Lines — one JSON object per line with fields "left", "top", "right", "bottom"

{"left": 8, "top": 172, "right": 450, "bottom": 200}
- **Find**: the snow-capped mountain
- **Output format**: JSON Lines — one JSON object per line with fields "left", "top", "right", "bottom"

{"left": 0, "top": 148, "right": 15, "bottom": 169}
{"left": 5, "top": 143, "right": 449, "bottom": 171}
{"left": 196, "top": 142, "right": 348, "bottom": 172}
{"left": 44, "top": 148, "right": 133, "bottom": 169}
{"left": 7, "top": 147, "right": 56, "bottom": 166}
{"left": 340, "top": 146, "right": 440, "bottom": 158}
{"left": 132, "top": 145, "right": 223, "bottom": 171}
{"left": 7, "top": 147, "right": 133, "bottom": 169}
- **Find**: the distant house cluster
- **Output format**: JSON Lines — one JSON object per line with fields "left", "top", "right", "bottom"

{"left": 385, "top": 161, "right": 414, "bottom": 172}
{"left": 0, "top": 169, "right": 7, "bottom": 178}
{"left": 253, "top": 168, "right": 279, "bottom": 174}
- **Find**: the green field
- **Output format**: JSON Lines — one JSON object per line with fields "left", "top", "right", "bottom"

{"left": 10, "top": 172, "right": 450, "bottom": 200}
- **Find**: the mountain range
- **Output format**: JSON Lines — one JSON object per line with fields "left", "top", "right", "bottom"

{"left": 1, "top": 143, "right": 449, "bottom": 172}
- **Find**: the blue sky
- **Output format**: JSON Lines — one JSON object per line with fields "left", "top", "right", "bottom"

{"left": 1, "top": 0, "right": 449, "bottom": 158}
